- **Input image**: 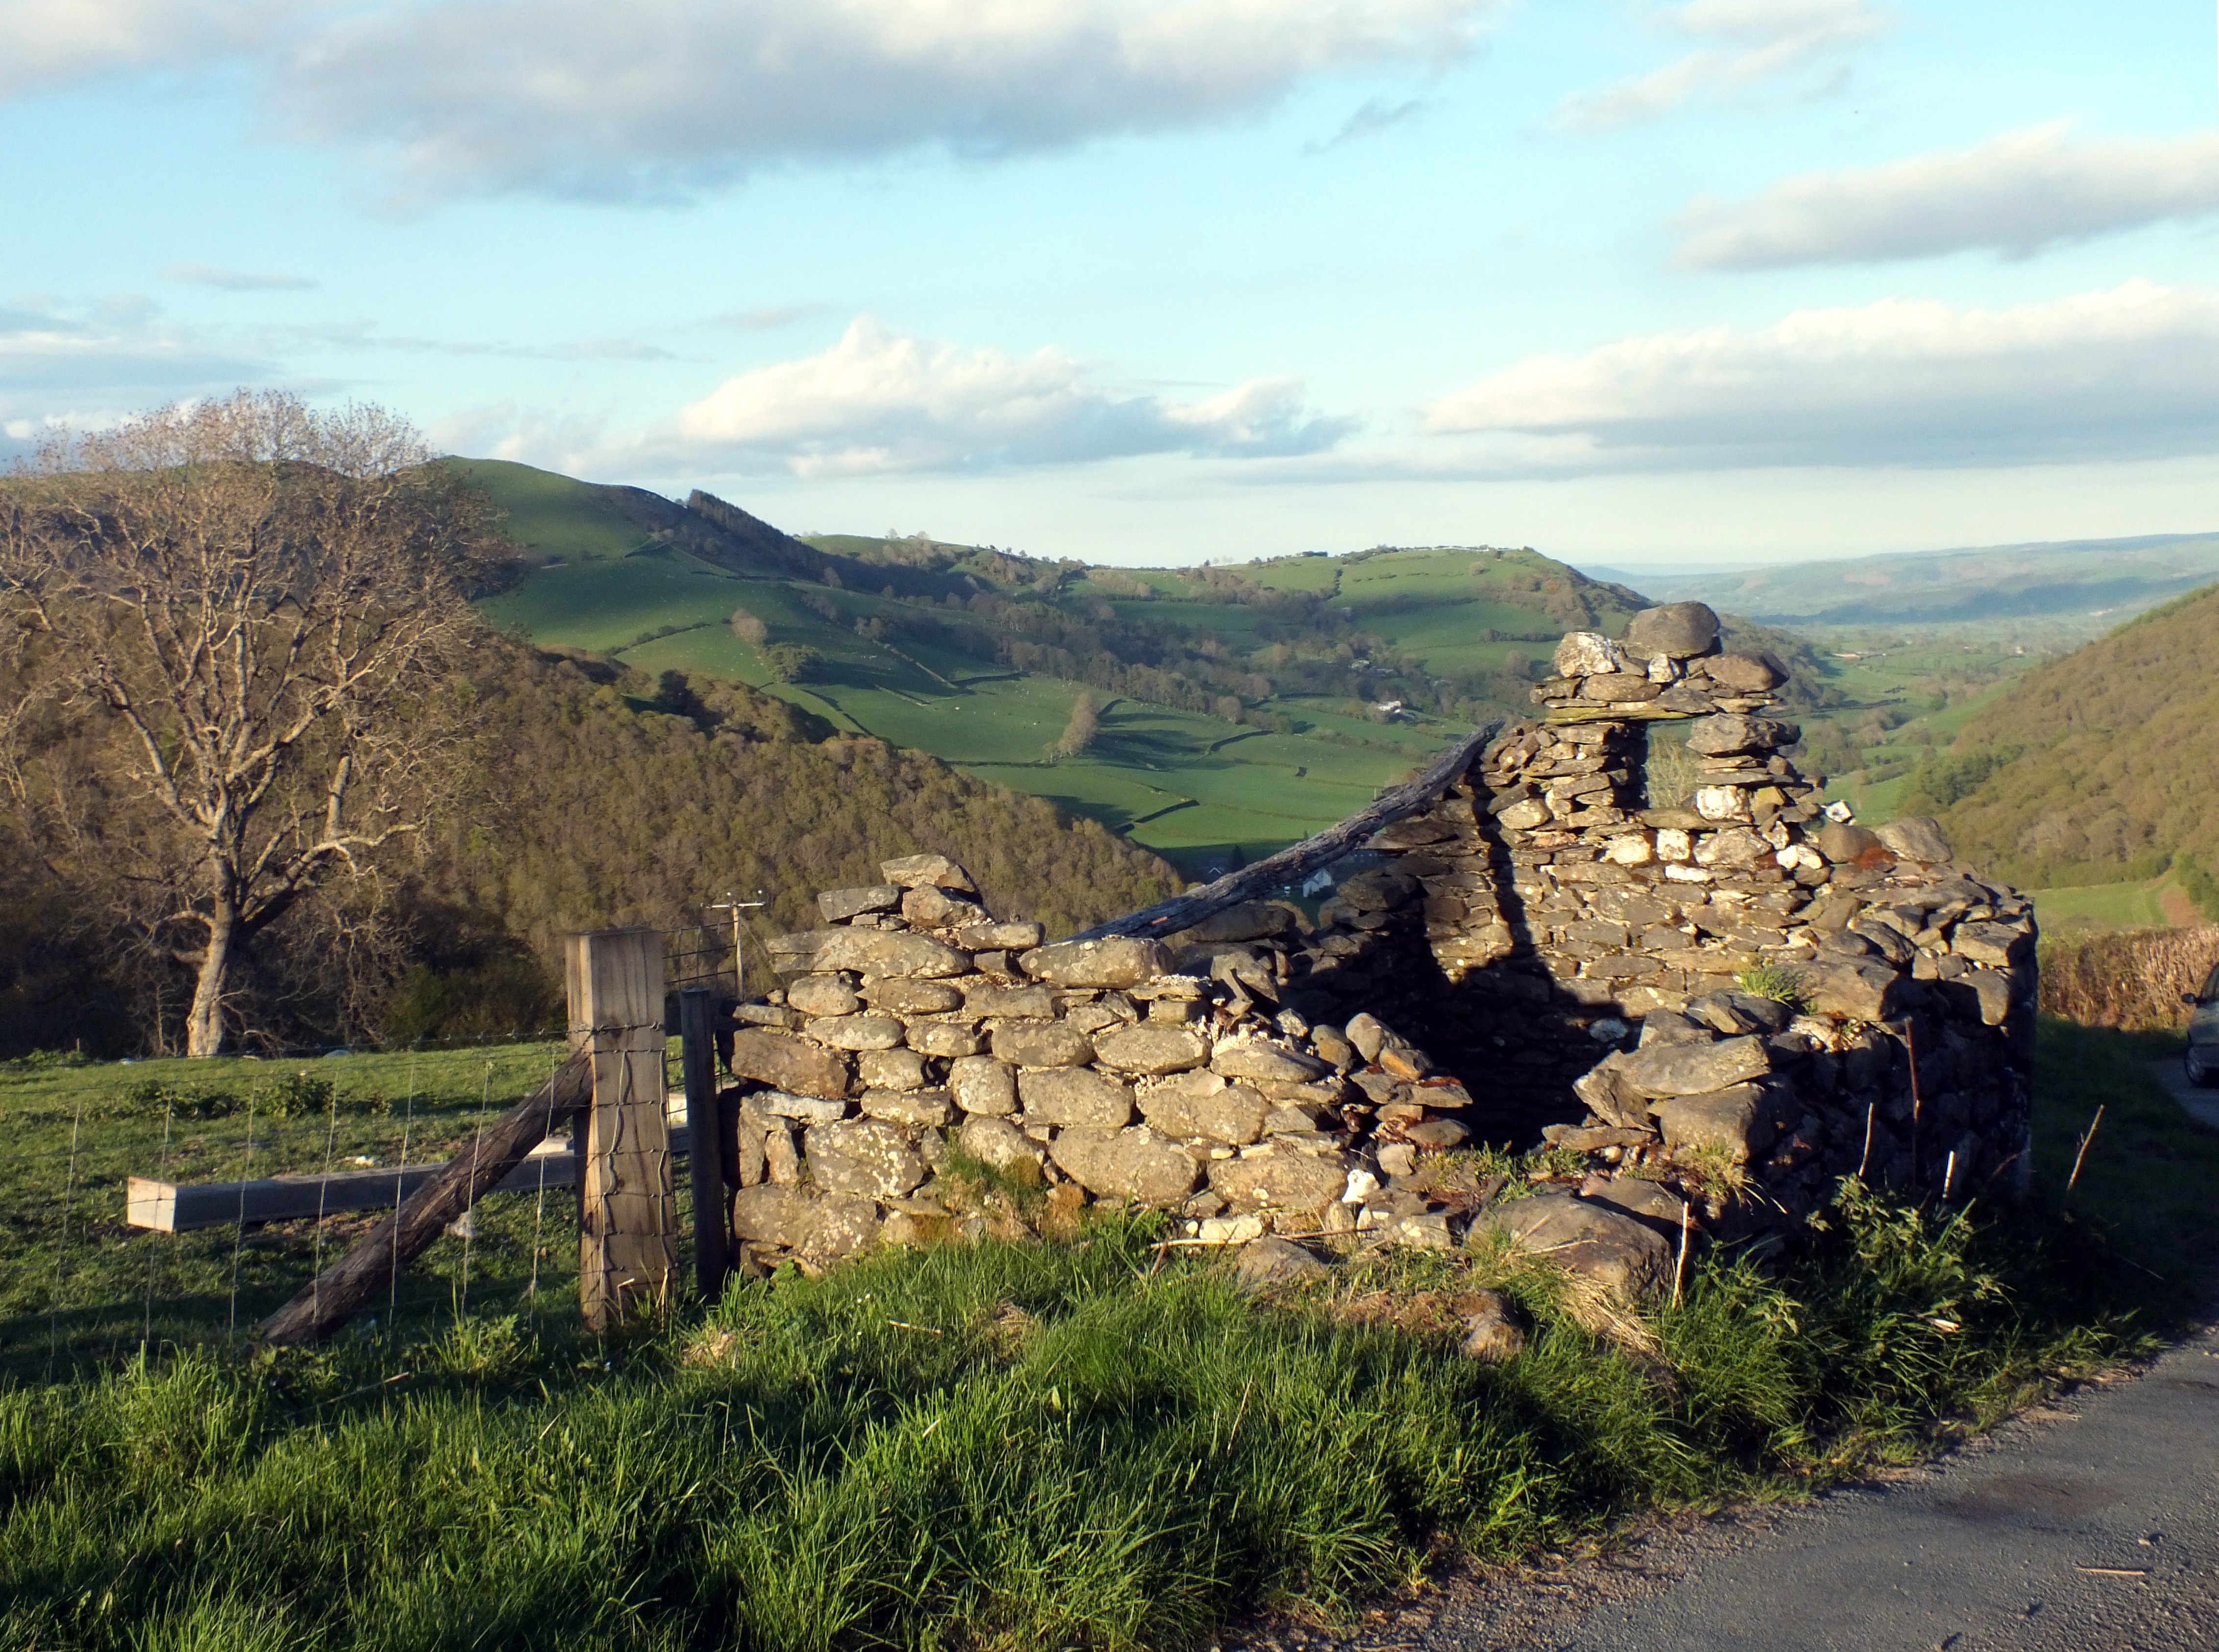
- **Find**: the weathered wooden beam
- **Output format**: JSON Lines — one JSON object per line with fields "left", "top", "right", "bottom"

{"left": 125, "top": 1128, "right": 703, "bottom": 1234}
{"left": 570, "top": 929, "right": 678, "bottom": 1333}
{"left": 1067, "top": 720, "right": 1504, "bottom": 944}
{"left": 260, "top": 1050, "right": 594, "bottom": 1345}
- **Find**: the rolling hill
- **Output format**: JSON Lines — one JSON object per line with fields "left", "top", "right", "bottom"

{"left": 463, "top": 461, "right": 1694, "bottom": 874}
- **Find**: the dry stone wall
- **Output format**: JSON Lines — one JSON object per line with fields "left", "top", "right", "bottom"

{"left": 713, "top": 602, "right": 2037, "bottom": 1287}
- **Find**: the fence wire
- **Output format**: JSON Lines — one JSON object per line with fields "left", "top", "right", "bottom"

{"left": 1, "top": 915, "right": 765, "bottom": 1383}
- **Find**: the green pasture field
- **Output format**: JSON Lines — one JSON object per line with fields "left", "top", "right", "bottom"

{"left": 478, "top": 542, "right": 1450, "bottom": 872}
{"left": 2027, "top": 877, "right": 2195, "bottom": 934}
{"left": 0, "top": 1020, "right": 2206, "bottom": 1651}
{"left": 453, "top": 459, "right": 658, "bottom": 564}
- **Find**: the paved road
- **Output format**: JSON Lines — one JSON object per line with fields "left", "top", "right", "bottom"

{"left": 2149, "top": 1055, "right": 2219, "bottom": 1132}
{"left": 1559, "top": 1318, "right": 2219, "bottom": 1651}
{"left": 1551, "top": 1069, "right": 2219, "bottom": 1652}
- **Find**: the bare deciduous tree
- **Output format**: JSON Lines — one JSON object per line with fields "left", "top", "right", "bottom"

{"left": 0, "top": 391, "right": 490, "bottom": 1055}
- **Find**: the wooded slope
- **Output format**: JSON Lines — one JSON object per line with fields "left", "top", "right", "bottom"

{"left": 1923, "top": 583, "right": 2219, "bottom": 888}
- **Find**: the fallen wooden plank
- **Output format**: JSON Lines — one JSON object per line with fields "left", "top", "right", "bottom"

{"left": 261, "top": 1049, "right": 597, "bottom": 1345}
{"left": 1065, "top": 720, "right": 1504, "bottom": 943}
{"left": 122, "top": 1130, "right": 699, "bottom": 1233}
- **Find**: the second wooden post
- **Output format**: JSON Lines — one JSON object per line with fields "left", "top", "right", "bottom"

{"left": 566, "top": 928, "right": 677, "bottom": 1332}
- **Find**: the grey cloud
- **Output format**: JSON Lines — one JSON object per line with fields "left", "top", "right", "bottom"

{"left": 270, "top": 0, "right": 1498, "bottom": 202}
{"left": 1677, "top": 123, "right": 2219, "bottom": 268}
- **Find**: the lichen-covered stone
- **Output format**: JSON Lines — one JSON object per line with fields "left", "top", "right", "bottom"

{"left": 1018, "top": 937, "right": 1174, "bottom": 989}
{"left": 787, "top": 973, "right": 862, "bottom": 1018}
{"left": 862, "top": 977, "right": 965, "bottom": 1015}
{"left": 901, "top": 884, "right": 988, "bottom": 929}
{"left": 948, "top": 1054, "right": 1017, "bottom": 1116}
{"left": 730, "top": 1184, "right": 805, "bottom": 1246}
{"left": 1136, "top": 1072, "right": 1269, "bottom": 1144}
{"left": 857, "top": 1047, "right": 928, "bottom": 1091}
{"left": 726, "top": 1028, "right": 849, "bottom": 1100}
{"left": 1017, "top": 1067, "right": 1135, "bottom": 1128}
{"left": 1802, "top": 958, "right": 1908, "bottom": 1021}
{"left": 1474, "top": 1193, "right": 1669, "bottom": 1301}
{"left": 770, "top": 928, "right": 971, "bottom": 979}
{"left": 1211, "top": 1039, "right": 1330, "bottom": 1084}
{"left": 954, "top": 921, "right": 1046, "bottom": 951}
{"left": 1623, "top": 602, "right": 1720, "bottom": 659}
{"left": 1208, "top": 1148, "right": 1349, "bottom": 1214}
{"left": 990, "top": 1020, "right": 1095, "bottom": 1069}
{"left": 906, "top": 1018, "right": 983, "bottom": 1058}
{"left": 1619, "top": 1034, "right": 1771, "bottom": 1097}
{"left": 1875, "top": 816, "right": 1952, "bottom": 864}
{"left": 1049, "top": 1126, "right": 1199, "bottom": 1207}
{"left": 818, "top": 885, "right": 900, "bottom": 922}
{"left": 1091, "top": 1022, "right": 1209, "bottom": 1075}
{"left": 957, "top": 1113, "right": 1038, "bottom": 1171}
{"left": 806, "top": 1013, "right": 907, "bottom": 1051}
{"left": 880, "top": 853, "right": 978, "bottom": 892}
{"left": 805, "top": 1119, "right": 927, "bottom": 1198}
{"left": 959, "top": 981, "right": 1058, "bottom": 1019}
{"left": 795, "top": 1194, "right": 881, "bottom": 1261}
{"left": 1704, "top": 652, "right": 1782, "bottom": 692}
{"left": 1652, "top": 1083, "right": 1787, "bottom": 1163}
{"left": 860, "top": 1087, "right": 954, "bottom": 1127}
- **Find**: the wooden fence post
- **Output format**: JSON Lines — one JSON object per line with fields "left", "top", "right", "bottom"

{"left": 678, "top": 986, "right": 729, "bottom": 1304}
{"left": 566, "top": 928, "right": 677, "bottom": 1333}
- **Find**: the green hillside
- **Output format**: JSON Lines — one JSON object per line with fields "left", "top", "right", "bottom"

{"left": 467, "top": 465, "right": 1673, "bottom": 873}
{"left": 1896, "top": 583, "right": 2219, "bottom": 903}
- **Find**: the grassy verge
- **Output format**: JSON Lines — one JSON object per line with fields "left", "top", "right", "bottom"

{"left": 0, "top": 1020, "right": 2210, "bottom": 1650}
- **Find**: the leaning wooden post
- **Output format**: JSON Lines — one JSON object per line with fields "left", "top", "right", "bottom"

{"left": 678, "top": 986, "right": 729, "bottom": 1304}
{"left": 567, "top": 928, "right": 678, "bottom": 1333}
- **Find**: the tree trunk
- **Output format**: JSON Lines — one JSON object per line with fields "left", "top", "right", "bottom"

{"left": 186, "top": 899, "right": 237, "bottom": 1057}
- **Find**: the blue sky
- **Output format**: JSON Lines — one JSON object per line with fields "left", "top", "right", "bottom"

{"left": 3, "top": 0, "right": 2217, "bottom": 568}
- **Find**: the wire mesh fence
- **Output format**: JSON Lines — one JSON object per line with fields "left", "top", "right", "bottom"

{"left": 0, "top": 1030, "right": 705, "bottom": 1384}
{"left": 1, "top": 917, "right": 767, "bottom": 1382}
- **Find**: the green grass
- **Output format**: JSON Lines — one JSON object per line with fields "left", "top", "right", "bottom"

{"left": 455, "top": 460, "right": 666, "bottom": 564}
{"left": 2028, "top": 877, "right": 2193, "bottom": 933}
{"left": 0, "top": 1020, "right": 2207, "bottom": 1650}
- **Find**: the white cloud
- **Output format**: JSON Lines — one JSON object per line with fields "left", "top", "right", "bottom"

{"left": 1677, "top": 122, "right": 2219, "bottom": 267}
{"left": 2, "top": 0, "right": 1503, "bottom": 199}
{"left": 0, "top": 0, "right": 303, "bottom": 96}
{"left": 618, "top": 315, "right": 1353, "bottom": 475}
{"left": 160, "top": 262, "right": 319, "bottom": 291}
{"left": 1559, "top": 0, "right": 1888, "bottom": 132}
{"left": 1423, "top": 281, "right": 2219, "bottom": 469}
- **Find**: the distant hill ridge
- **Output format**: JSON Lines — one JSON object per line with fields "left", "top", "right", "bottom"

{"left": 1617, "top": 531, "right": 2219, "bottom": 632}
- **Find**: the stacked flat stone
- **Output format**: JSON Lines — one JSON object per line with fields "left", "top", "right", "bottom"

{"left": 717, "top": 856, "right": 1483, "bottom": 1270}
{"left": 1252, "top": 599, "right": 2037, "bottom": 1239}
